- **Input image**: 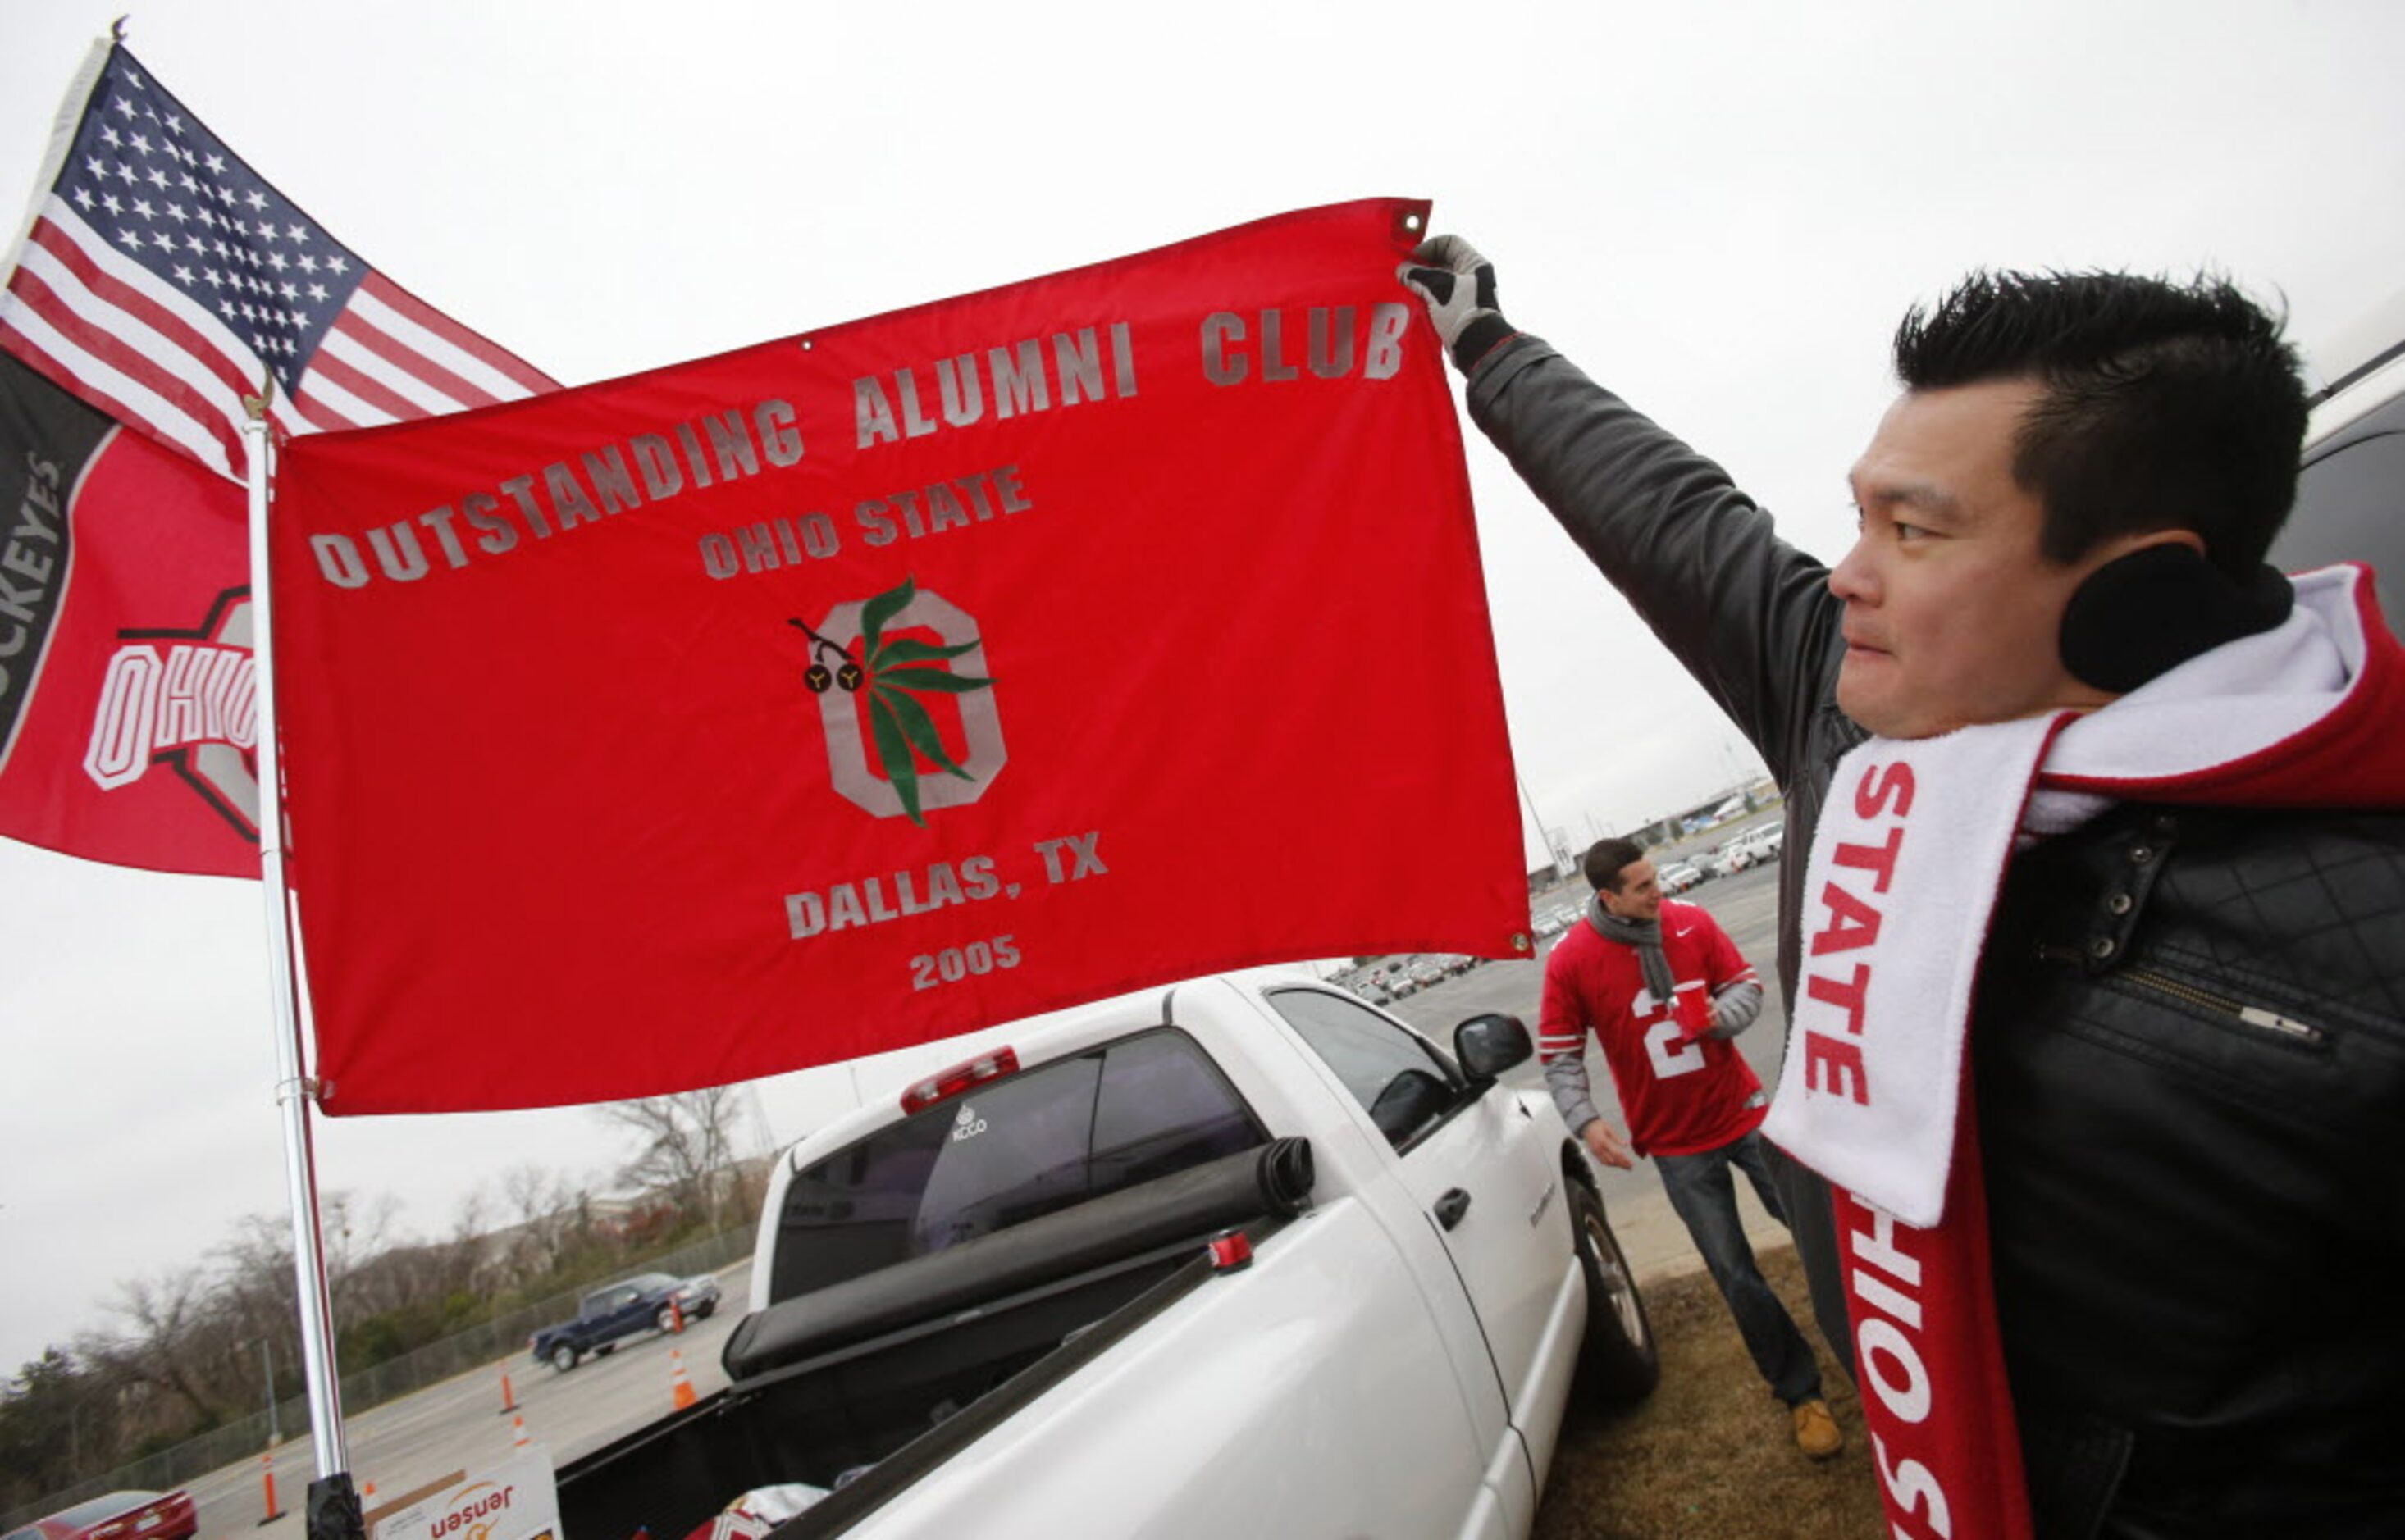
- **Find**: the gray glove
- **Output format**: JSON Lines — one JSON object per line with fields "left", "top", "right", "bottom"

{"left": 1396, "top": 235, "right": 1516, "bottom": 373}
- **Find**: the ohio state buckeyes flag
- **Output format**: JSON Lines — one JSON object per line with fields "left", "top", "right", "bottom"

{"left": 273, "top": 198, "right": 1529, "bottom": 1114}
{"left": 0, "top": 351, "right": 258, "bottom": 875}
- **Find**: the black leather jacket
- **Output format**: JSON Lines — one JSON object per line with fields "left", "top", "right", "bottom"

{"left": 1465, "top": 335, "right": 2405, "bottom": 1538}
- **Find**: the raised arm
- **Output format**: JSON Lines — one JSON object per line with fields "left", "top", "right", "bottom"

{"left": 1402, "top": 239, "right": 1845, "bottom": 781}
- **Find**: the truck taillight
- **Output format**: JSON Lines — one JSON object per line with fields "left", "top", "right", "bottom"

{"left": 900, "top": 1046, "right": 1020, "bottom": 1113}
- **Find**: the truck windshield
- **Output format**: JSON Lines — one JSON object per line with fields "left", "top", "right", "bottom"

{"left": 769, "top": 1027, "right": 1265, "bottom": 1304}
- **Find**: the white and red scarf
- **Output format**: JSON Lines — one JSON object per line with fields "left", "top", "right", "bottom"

{"left": 1760, "top": 564, "right": 2405, "bottom": 1538}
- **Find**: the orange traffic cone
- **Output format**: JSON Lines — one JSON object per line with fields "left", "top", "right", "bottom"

{"left": 360, "top": 1479, "right": 377, "bottom": 1507}
{"left": 669, "top": 1297, "right": 685, "bottom": 1333}
{"left": 512, "top": 1412, "right": 531, "bottom": 1451}
{"left": 498, "top": 1368, "right": 520, "bottom": 1415}
{"left": 669, "top": 1348, "right": 697, "bottom": 1410}
{"left": 256, "top": 1451, "right": 285, "bottom": 1524}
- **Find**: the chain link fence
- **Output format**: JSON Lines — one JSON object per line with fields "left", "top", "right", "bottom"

{"left": 4, "top": 1227, "right": 755, "bottom": 1529}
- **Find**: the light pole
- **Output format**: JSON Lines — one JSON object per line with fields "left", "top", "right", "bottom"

{"left": 1517, "top": 774, "right": 1572, "bottom": 880}
{"left": 258, "top": 1337, "right": 280, "bottom": 1447}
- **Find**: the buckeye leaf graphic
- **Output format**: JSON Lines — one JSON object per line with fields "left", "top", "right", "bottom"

{"left": 876, "top": 686, "right": 974, "bottom": 781}
{"left": 875, "top": 665, "right": 993, "bottom": 694}
{"left": 873, "top": 636, "right": 983, "bottom": 668}
{"left": 867, "top": 692, "right": 924, "bottom": 825}
{"left": 860, "top": 573, "right": 918, "bottom": 657}
{"left": 851, "top": 573, "right": 995, "bottom": 827}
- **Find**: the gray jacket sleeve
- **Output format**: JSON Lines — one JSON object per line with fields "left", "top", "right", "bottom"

{"left": 1544, "top": 1051, "right": 1603, "bottom": 1137}
{"left": 1705, "top": 977, "right": 1764, "bottom": 1038}
{"left": 1463, "top": 336, "right": 1846, "bottom": 789}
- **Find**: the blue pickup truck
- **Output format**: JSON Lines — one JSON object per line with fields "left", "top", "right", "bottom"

{"left": 531, "top": 1270, "right": 719, "bottom": 1371}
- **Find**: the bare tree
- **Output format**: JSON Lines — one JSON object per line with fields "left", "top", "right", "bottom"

{"left": 94, "top": 1269, "right": 226, "bottom": 1428}
{"left": 440, "top": 1182, "right": 494, "bottom": 1296}
{"left": 498, "top": 1162, "right": 581, "bottom": 1279}
{"left": 598, "top": 1087, "right": 745, "bottom": 1226}
{"left": 26, "top": 1172, "right": 733, "bottom": 1488}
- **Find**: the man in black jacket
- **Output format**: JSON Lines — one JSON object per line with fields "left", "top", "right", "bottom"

{"left": 1400, "top": 243, "right": 2405, "bottom": 1536}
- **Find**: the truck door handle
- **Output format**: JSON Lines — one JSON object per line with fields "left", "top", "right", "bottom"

{"left": 1434, "top": 1188, "right": 1472, "bottom": 1231}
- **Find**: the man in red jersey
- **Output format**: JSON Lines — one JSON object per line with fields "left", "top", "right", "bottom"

{"left": 1541, "top": 836, "right": 1841, "bottom": 1459}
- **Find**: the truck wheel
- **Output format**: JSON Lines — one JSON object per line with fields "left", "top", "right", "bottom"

{"left": 1570, "top": 1186, "right": 1659, "bottom": 1406}
{"left": 550, "top": 1342, "right": 578, "bottom": 1373}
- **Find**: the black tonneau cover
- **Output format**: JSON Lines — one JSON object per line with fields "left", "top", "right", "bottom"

{"left": 724, "top": 1137, "right": 1313, "bottom": 1382}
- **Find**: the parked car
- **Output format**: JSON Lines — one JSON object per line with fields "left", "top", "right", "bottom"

{"left": 673, "top": 1272, "right": 723, "bottom": 1321}
{"left": 1408, "top": 959, "right": 1447, "bottom": 990}
{"left": 531, "top": 1270, "right": 695, "bottom": 1371}
{"left": 554, "top": 972, "right": 1659, "bottom": 1540}
{"left": 3, "top": 1490, "right": 196, "bottom": 1540}
{"left": 1656, "top": 861, "right": 1704, "bottom": 895}
{"left": 1726, "top": 823, "right": 1784, "bottom": 869}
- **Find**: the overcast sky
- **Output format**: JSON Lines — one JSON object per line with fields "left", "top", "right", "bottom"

{"left": 3, "top": 0, "right": 2401, "bottom": 1379}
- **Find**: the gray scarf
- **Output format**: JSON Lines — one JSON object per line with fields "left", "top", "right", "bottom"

{"left": 1586, "top": 897, "right": 1675, "bottom": 1004}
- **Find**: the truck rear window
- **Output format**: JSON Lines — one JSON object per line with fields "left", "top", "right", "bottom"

{"left": 768, "top": 1027, "right": 1265, "bottom": 1304}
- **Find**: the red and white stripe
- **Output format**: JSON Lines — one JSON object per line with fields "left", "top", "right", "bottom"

{"left": 0, "top": 198, "right": 554, "bottom": 482}
{"left": 1539, "top": 1027, "right": 1588, "bottom": 1061}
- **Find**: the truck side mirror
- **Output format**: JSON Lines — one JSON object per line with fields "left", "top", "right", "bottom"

{"left": 1369, "top": 1069, "right": 1454, "bottom": 1146}
{"left": 1454, "top": 1013, "right": 1533, "bottom": 1082}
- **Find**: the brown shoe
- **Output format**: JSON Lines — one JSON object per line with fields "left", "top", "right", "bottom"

{"left": 1791, "top": 1397, "right": 1843, "bottom": 1460}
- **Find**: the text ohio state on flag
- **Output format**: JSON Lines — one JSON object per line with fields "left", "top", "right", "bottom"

{"left": 273, "top": 199, "right": 1527, "bottom": 1114}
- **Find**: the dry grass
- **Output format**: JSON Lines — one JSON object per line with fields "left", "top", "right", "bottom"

{"left": 1535, "top": 1243, "right": 1887, "bottom": 1539}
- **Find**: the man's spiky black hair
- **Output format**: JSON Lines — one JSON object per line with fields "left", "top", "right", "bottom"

{"left": 1893, "top": 271, "right": 2307, "bottom": 576}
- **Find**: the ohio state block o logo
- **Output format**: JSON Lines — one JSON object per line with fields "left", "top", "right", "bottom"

{"left": 82, "top": 588, "right": 261, "bottom": 841}
{"left": 813, "top": 589, "right": 1004, "bottom": 820}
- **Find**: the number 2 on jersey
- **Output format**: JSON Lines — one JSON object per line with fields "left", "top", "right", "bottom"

{"left": 1642, "top": 1009, "right": 1705, "bottom": 1078}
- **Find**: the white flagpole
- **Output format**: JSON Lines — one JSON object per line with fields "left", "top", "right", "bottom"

{"left": 243, "top": 380, "right": 363, "bottom": 1538}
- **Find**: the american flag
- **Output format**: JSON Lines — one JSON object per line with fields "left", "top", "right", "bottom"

{"left": 0, "top": 42, "right": 557, "bottom": 482}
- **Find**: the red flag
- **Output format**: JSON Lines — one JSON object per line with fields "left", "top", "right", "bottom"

{"left": 0, "top": 351, "right": 258, "bottom": 876}
{"left": 274, "top": 198, "right": 1530, "bottom": 1115}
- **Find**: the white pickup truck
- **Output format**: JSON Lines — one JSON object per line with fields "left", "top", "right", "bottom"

{"left": 554, "top": 972, "right": 1659, "bottom": 1539}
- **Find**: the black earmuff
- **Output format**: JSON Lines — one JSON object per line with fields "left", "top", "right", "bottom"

{"left": 2058, "top": 544, "right": 2293, "bottom": 694}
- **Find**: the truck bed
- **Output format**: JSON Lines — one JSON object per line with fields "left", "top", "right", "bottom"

{"left": 556, "top": 1139, "right": 1314, "bottom": 1540}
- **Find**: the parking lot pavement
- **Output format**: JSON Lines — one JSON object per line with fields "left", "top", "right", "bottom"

{"left": 188, "top": 1260, "right": 750, "bottom": 1537}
